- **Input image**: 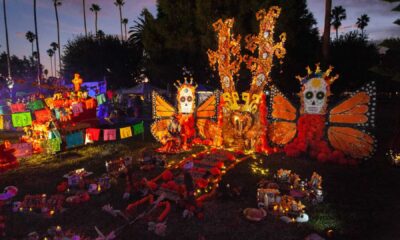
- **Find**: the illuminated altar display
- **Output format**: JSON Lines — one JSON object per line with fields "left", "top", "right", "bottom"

{"left": 149, "top": 6, "right": 377, "bottom": 163}
{"left": 269, "top": 65, "right": 377, "bottom": 164}
{"left": 207, "top": 7, "right": 286, "bottom": 153}
{"left": 151, "top": 78, "right": 219, "bottom": 153}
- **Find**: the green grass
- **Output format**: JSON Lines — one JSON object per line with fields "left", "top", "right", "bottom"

{"left": 2, "top": 142, "right": 399, "bottom": 240}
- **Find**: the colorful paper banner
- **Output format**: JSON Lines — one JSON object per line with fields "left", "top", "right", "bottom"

{"left": 96, "top": 94, "right": 106, "bottom": 105}
{"left": 86, "top": 128, "right": 101, "bottom": 141}
{"left": 133, "top": 121, "right": 144, "bottom": 135}
{"left": 10, "top": 103, "right": 26, "bottom": 113}
{"left": 46, "top": 138, "right": 61, "bottom": 153}
{"left": 11, "top": 112, "right": 32, "bottom": 127}
{"left": 66, "top": 131, "right": 84, "bottom": 149}
{"left": 48, "top": 129, "right": 61, "bottom": 140}
{"left": 120, "top": 127, "right": 133, "bottom": 139}
{"left": 0, "top": 115, "right": 3, "bottom": 130}
{"left": 34, "top": 109, "right": 52, "bottom": 123}
{"left": 72, "top": 102, "right": 84, "bottom": 117}
{"left": 27, "top": 100, "right": 45, "bottom": 111}
{"left": 103, "top": 129, "right": 116, "bottom": 141}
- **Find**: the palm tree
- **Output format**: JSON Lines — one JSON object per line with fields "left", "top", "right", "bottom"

{"left": 90, "top": 4, "right": 101, "bottom": 34}
{"left": 34, "top": 0, "right": 41, "bottom": 86}
{"left": 47, "top": 49, "right": 54, "bottom": 77}
{"left": 114, "top": 0, "right": 125, "bottom": 40}
{"left": 322, "top": 0, "right": 332, "bottom": 64}
{"left": 356, "top": 14, "right": 370, "bottom": 36}
{"left": 82, "top": 0, "right": 87, "bottom": 37}
{"left": 122, "top": 18, "right": 128, "bottom": 40}
{"left": 2, "top": 0, "right": 12, "bottom": 82}
{"left": 97, "top": 30, "right": 105, "bottom": 39}
{"left": 331, "top": 6, "right": 347, "bottom": 40}
{"left": 43, "top": 69, "right": 48, "bottom": 79}
{"left": 53, "top": 0, "right": 62, "bottom": 76}
{"left": 50, "top": 42, "right": 58, "bottom": 76}
{"left": 25, "top": 31, "right": 36, "bottom": 63}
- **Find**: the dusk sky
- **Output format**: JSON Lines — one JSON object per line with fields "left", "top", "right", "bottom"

{"left": 1, "top": 0, "right": 399, "bottom": 77}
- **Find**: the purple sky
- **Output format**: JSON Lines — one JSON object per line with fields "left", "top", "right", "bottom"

{"left": 0, "top": 0, "right": 399, "bottom": 78}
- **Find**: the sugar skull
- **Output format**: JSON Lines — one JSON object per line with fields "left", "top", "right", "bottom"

{"left": 302, "top": 77, "right": 328, "bottom": 114}
{"left": 175, "top": 78, "right": 197, "bottom": 114}
{"left": 298, "top": 65, "right": 338, "bottom": 115}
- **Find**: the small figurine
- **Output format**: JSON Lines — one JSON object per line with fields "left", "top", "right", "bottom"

{"left": 277, "top": 169, "right": 291, "bottom": 182}
{"left": 309, "top": 172, "right": 322, "bottom": 189}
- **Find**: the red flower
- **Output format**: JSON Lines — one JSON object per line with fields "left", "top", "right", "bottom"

{"left": 161, "top": 170, "right": 174, "bottom": 181}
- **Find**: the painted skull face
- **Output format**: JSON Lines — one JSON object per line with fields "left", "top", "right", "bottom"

{"left": 303, "top": 78, "right": 327, "bottom": 114}
{"left": 256, "top": 74, "right": 265, "bottom": 87}
{"left": 223, "top": 76, "right": 230, "bottom": 89}
{"left": 178, "top": 87, "right": 195, "bottom": 114}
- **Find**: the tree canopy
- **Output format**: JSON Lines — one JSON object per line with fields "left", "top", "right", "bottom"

{"left": 132, "top": 0, "right": 320, "bottom": 92}
{"left": 62, "top": 34, "right": 142, "bottom": 89}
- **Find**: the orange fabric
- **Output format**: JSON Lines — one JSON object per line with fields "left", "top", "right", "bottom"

{"left": 268, "top": 121, "right": 297, "bottom": 145}
{"left": 328, "top": 126, "right": 374, "bottom": 159}
{"left": 271, "top": 95, "right": 296, "bottom": 121}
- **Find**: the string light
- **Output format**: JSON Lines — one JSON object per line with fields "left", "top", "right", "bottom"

{"left": 250, "top": 160, "right": 270, "bottom": 176}
{"left": 388, "top": 149, "right": 400, "bottom": 165}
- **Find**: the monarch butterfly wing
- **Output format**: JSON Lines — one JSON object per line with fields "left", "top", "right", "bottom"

{"left": 151, "top": 119, "right": 172, "bottom": 144}
{"left": 196, "top": 93, "right": 220, "bottom": 139}
{"left": 328, "top": 82, "right": 377, "bottom": 159}
{"left": 196, "top": 93, "right": 219, "bottom": 119}
{"left": 152, "top": 91, "right": 176, "bottom": 119}
{"left": 268, "top": 85, "right": 298, "bottom": 146}
{"left": 328, "top": 126, "right": 375, "bottom": 159}
{"left": 269, "top": 85, "right": 297, "bottom": 122}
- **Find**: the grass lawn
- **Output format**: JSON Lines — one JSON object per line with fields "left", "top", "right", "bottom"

{"left": 1, "top": 98, "right": 400, "bottom": 240}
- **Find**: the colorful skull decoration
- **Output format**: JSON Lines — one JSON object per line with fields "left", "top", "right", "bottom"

{"left": 297, "top": 64, "right": 338, "bottom": 115}
{"left": 302, "top": 78, "right": 328, "bottom": 114}
{"left": 175, "top": 78, "right": 197, "bottom": 114}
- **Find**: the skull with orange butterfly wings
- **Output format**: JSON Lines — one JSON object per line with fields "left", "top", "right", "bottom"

{"left": 268, "top": 64, "right": 376, "bottom": 164}
{"left": 151, "top": 78, "right": 220, "bottom": 153}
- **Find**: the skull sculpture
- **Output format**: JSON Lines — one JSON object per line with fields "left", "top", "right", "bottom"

{"left": 297, "top": 65, "right": 338, "bottom": 115}
{"left": 175, "top": 78, "right": 197, "bottom": 114}
{"left": 302, "top": 77, "right": 328, "bottom": 114}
